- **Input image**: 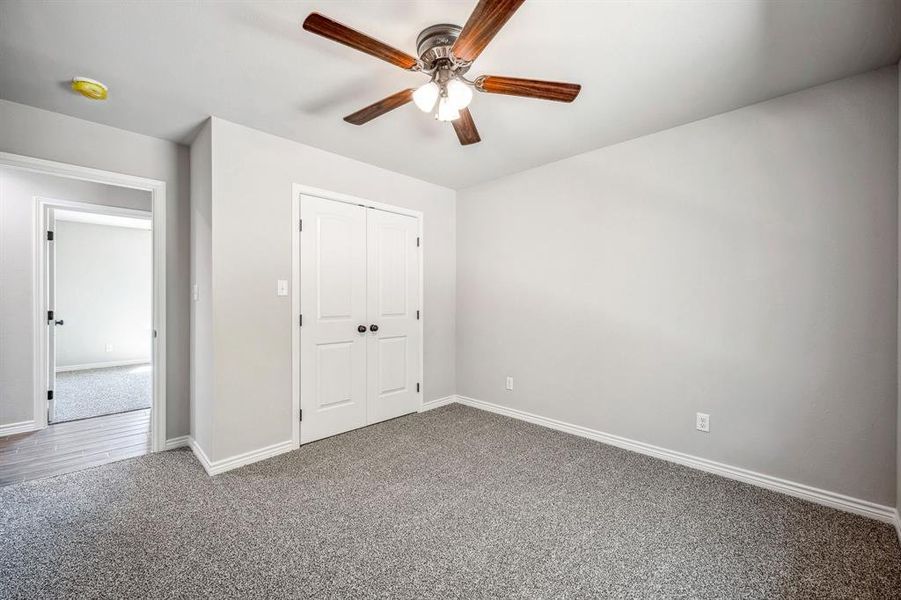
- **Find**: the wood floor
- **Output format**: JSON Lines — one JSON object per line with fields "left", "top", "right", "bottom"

{"left": 0, "top": 409, "right": 150, "bottom": 487}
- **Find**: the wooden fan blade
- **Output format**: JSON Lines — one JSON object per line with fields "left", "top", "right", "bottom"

{"left": 452, "top": 108, "right": 481, "bottom": 145}
{"left": 303, "top": 13, "right": 418, "bottom": 70}
{"left": 476, "top": 75, "right": 581, "bottom": 102}
{"left": 344, "top": 89, "right": 415, "bottom": 125}
{"left": 452, "top": 0, "right": 525, "bottom": 63}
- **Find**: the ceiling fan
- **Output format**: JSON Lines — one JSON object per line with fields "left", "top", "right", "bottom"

{"left": 302, "top": 0, "right": 581, "bottom": 146}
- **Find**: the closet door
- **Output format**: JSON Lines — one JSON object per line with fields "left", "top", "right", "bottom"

{"left": 299, "top": 195, "right": 367, "bottom": 444}
{"left": 365, "top": 208, "right": 420, "bottom": 424}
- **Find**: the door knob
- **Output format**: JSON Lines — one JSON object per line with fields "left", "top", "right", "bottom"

{"left": 54, "top": 320, "right": 64, "bottom": 326}
{"left": 369, "top": 324, "right": 379, "bottom": 332}
{"left": 357, "top": 325, "right": 366, "bottom": 333}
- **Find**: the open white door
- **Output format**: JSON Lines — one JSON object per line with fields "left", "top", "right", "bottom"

{"left": 365, "top": 208, "right": 420, "bottom": 424}
{"left": 44, "top": 206, "right": 58, "bottom": 423}
{"left": 299, "top": 195, "right": 368, "bottom": 444}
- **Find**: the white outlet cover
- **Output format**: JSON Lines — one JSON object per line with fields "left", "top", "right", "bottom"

{"left": 505, "top": 376, "right": 514, "bottom": 391}
{"left": 277, "top": 279, "right": 288, "bottom": 296}
{"left": 105, "top": 343, "right": 114, "bottom": 353}
{"left": 696, "top": 412, "right": 710, "bottom": 432}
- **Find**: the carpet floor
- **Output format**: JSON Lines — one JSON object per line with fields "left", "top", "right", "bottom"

{"left": 53, "top": 364, "right": 151, "bottom": 423}
{"left": 1, "top": 404, "right": 899, "bottom": 599}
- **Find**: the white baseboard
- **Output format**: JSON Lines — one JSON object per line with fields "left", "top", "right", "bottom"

{"left": 419, "top": 395, "right": 456, "bottom": 412}
{"left": 164, "top": 435, "right": 190, "bottom": 450}
{"left": 895, "top": 510, "right": 901, "bottom": 545}
{"left": 56, "top": 359, "right": 150, "bottom": 373}
{"left": 188, "top": 437, "right": 294, "bottom": 476}
{"left": 455, "top": 395, "right": 897, "bottom": 525}
{"left": 0, "top": 419, "right": 39, "bottom": 437}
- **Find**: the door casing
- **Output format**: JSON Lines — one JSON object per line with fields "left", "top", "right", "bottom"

{"left": 291, "top": 184, "right": 424, "bottom": 449}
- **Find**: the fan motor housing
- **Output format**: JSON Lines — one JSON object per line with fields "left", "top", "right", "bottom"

{"left": 416, "top": 24, "right": 463, "bottom": 69}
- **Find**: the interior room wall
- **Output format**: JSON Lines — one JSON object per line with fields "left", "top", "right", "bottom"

{"left": 0, "top": 168, "right": 151, "bottom": 427}
{"left": 189, "top": 120, "right": 213, "bottom": 453}
{"left": 456, "top": 66, "right": 899, "bottom": 507}
{"left": 0, "top": 100, "right": 191, "bottom": 439}
{"left": 193, "top": 117, "right": 456, "bottom": 463}
{"left": 55, "top": 220, "right": 152, "bottom": 369}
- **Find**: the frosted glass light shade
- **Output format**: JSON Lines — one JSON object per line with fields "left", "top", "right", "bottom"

{"left": 446, "top": 79, "right": 473, "bottom": 110}
{"left": 436, "top": 97, "right": 460, "bottom": 122}
{"left": 413, "top": 82, "right": 439, "bottom": 112}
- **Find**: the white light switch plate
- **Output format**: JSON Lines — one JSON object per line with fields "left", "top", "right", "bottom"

{"left": 505, "top": 376, "right": 514, "bottom": 391}
{"left": 277, "top": 279, "right": 288, "bottom": 296}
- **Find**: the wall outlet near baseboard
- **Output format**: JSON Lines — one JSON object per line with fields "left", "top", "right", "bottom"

{"left": 696, "top": 412, "right": 710, "bottom": 432}
{"left": 505, "top": 376, "right": 513, "bottom": 391}
{"left": 105, "top": 343, "right": 113, "bottom": 353}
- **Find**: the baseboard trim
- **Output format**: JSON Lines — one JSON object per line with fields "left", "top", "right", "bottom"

{"left": 164, "top": 435, "right": 190, "bottom": 450}
{"left": 188, "top": 437, "right": 294, "bottom": 476}
{"left": 894, "top": 510, "right": 901, "bottom": 545}
{"left": 0, "top": 419, "right": 39, "bottom": 437}
{"left": 419, "top": 395, "right": 456, "bottom": 412}
{"left": 455, "top": 395, "right": 897, "bottom": 525}
{"left": 56, "top": 359, "right": 150, "bottom": 373}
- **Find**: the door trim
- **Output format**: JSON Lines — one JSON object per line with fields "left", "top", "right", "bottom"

{"left": 0, "top": 151, "right": 167, "bottom": 453}
{"left": 291, "top": 183, "right": 424, "bottom": 449}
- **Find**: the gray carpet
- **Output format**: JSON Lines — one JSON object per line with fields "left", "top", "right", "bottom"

{"left": 53, "top": 364, "right": 152, "bottom": 423}
{"left": 1, "top": 404, "right": 899, "bottom": 599}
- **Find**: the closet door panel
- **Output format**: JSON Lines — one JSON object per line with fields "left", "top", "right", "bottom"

{"left": 365, "top": 208, "right": 420, "bottom": 424}
{"left": 299, "top": 195, "right": 367, "bottom": 444}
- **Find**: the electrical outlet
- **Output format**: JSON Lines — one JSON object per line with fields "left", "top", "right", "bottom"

{"left": 105, "top": 343, "right": 114, "bottom": 353}
{"left": 192, "top": 284, "right": 200, "bottom": 302}
{"left": 696, "top": 412, "right": 710, "bottom": 433}
{"left": 277, "top": 279, "right": 288, "bottom": 296}
{"left": 505, "top": 376, "right": 513, "bottom": 391}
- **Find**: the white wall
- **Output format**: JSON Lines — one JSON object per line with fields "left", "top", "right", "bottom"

{"left": 0, "top": 168, "right": 151, "bottom": 426}
{"left": 55, "top": 220, "right": 152, "bottom": 368}
{"left": 457, "top": 67, "right": 899, "bottom": 507}
{"left": 192, "top": 117, "right": 456, "bottom": 463}
{"left": 0, "top": 100, "right": 190, "bottom": 439}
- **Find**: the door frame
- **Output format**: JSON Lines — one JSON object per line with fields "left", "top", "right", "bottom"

{"left": 291, "top": 183, "right": 424, "bottom": 449}
{"left": 0, "top": 151, "right": 167, "bottom": 452}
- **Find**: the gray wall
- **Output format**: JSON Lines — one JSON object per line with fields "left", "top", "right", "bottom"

{"left": 897, "top": 60, "right": 901, "bottom": 523}
{"left": 194, "top": 117, "right": 456, "bottom": 462}
{"left": 0, "top": 100, "right": 191, "bottom": 439}
{"left": 55, "top": 220, "right": 152, "bottom": 368}
{"left": 189, "top": 120, "right": 213, "bottom": 452}
{"left": 0, "top": 168, "right": 151, "bottom": 425}
{"left": 456, "top": 67, "right": 899, "bottom": 506}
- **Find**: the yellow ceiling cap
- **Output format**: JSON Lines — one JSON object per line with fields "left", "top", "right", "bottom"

{"left": 71, "top": 77, "right": 108, "bottom": 100}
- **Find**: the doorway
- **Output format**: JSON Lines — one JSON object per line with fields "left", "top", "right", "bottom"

{"left": 294, "top": 188, "right": 423, "bottom": 445}
{"left": 45, "top": 204, "right": 153, "bottom": 424}
{"left": 0, "top": 153, "right": 167, "bottom": 486}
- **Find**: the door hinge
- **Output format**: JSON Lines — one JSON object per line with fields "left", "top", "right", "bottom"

{"left": 416, "top": 382, "right": 420, "bottom": 393}
{"left": 47, "top": 390, "right": 53, "bottom": 400}
{"left": 416, "top": 310, "right": 420, "bottom": 320}
{"left": 46, "top": 230, "right": 54, "bottom": 241}
{"left": 299, "top": 314, "right": 303, "bottom": 327}
{"left": 47, "top": 310, "right": 54, "bottom": 322}
{"left": 416, "top": 237, "right": 420, "bottom": 247}
{"left": 299, "top": 219, "right": 303, "bottom": 232}
{"left": 299, "top": 409, "right": 303, "bottom": 422}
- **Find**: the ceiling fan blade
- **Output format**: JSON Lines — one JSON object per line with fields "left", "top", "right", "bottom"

{"left": 452, "top": 0, "right": 525, "bottom": 63}
{"left": 344, "top": 89, "right": 415, "bottom": 125}
{"left": 476, "top": 75, "right": 581, "bottom": 102}
{"left": 303, "top": 13, "right": 418, "bottom": 70}
{"left": 452, "top": 108, "right": 481, "bottom": 145}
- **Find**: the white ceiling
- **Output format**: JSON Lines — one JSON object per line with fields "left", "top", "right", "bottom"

{"left": 1, "top": 1, "right": 900, "bottom": 189}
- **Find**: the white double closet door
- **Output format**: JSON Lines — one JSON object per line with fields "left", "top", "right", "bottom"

{"left": 300, "top": 195, "right": 421, "bottom": 444}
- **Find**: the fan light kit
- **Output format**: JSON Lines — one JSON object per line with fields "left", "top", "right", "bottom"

{"left": 302, "top": 0, "right": 581, "bottom": 145}
{"left": 71, "top": 77, "right": 108, "bottom": 100}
